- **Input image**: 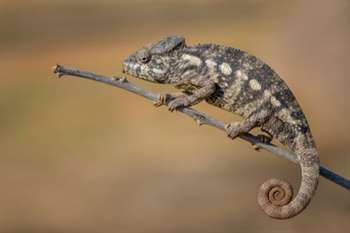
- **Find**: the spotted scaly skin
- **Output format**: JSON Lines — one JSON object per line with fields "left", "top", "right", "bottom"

{"left": 122, "top": 36, "right": 320, "bottom": 219}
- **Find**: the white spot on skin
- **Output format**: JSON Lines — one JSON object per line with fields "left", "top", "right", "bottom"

{"left": 263, "top": 90, "right": 271, "bottom": 98}
{"left": 235, "top": 70, "right": 248, "bottom": 80}
{"left": 205, "top": 59, "right": 219, "bottom": 82}
{"left": 279, "top": 108, "right": 298, "bottom": 125}
{"left": 236, "top": 99, "right": 261, "bottom": 117}
{"left": 271, "top": 96, "right": 281, "bottom": 107}
{"left": 181, "top": 54, "right": 202, "bottom": 66}
{"left": 205, "top": 59, "right": 217, "bottom": 69}
{"left": 249, "top": 79, "right": 261, "bottom": 91}
{"left": 263, "top": 90, "right": 281, "bottom": 107}
{"left": 219, "top": 62, "right": 232, "bottom": 75}
{"left": 152, "top": 68, "right": 165, "bottom": 74}
{"left": 141, "top": 65, "right": 149, "bottom": 73}
{"left": 224, "top": 70, "right": 248, "bottom": 102}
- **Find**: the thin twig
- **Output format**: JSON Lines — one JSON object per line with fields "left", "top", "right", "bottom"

{"left": 52, "top": 64, "right": 350, "bottom": 190}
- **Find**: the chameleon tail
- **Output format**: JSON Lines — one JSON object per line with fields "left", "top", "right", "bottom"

{"left": 257, "top": 140, "right": 320, "bottom": 219}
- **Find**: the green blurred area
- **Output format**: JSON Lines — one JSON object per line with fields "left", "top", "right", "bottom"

{"left": 0, "top": 0, "right": 349, "bottom": 232}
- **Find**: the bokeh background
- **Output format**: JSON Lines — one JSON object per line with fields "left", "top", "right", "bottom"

{"left": 0, "top": 0, "right": 349, "bottom": 232}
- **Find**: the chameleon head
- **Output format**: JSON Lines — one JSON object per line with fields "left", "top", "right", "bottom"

{"left": 122, "top": 36, "right": 185, "bottom": 83}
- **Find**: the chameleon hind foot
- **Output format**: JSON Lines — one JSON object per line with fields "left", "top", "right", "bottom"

{"left": 225, "top": 122, "right": 244, "bottom": 140}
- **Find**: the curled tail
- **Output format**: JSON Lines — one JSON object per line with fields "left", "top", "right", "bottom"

{"left": 257, "top": 136, "right": 320, "bottom": 219}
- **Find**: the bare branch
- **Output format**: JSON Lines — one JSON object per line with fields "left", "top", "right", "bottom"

{"left": 52, "top": 64, "right": 350, "bottom": 190}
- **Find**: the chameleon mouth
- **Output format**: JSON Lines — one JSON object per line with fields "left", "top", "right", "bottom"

{"left": 122, "top": 57, "right": 160, "bottom": 83}
{"left": 122, "top": 57, "right": 147, "bottom": 79}
{"left": 122, "top": 57, "right": 137, "bottom": 76}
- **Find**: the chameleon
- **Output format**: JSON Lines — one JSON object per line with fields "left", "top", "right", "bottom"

{"left": 122, "top": 36, "right": 320, "bottom": 219}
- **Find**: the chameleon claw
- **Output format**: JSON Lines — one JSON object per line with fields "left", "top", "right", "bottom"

{"left": 153, "top": 102, "right": 161, "bottom": 107}
{"left": 168, "top": 105, "right": 176, "bottom": 112}
{"left": 167, "top": 96, "right": 190, "bottom": 112}
{"left": 153, "top": 94, "right": 168, "bottom": 107}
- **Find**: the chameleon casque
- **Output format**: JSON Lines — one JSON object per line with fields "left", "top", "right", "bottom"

{"left": 122, "top": 36, "right": 320, "bottom": 219}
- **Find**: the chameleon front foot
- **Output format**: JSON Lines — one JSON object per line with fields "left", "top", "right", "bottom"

{"left": 153, "top": 92, "right": 187, "bottom": 110}
{"left": 153, "top": 93, "right": 169, "bottom": 107}
{"left": 168, "top": 95, "right": 191, "bottom": 112}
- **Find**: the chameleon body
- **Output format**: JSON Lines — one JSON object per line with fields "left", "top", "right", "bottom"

{"left": 122, "top": 36, "right": 320, "bottom": 219}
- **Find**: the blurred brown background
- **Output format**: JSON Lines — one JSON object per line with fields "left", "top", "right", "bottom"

{"left": 0, "top": 0, "right": 349, "bottom": 232}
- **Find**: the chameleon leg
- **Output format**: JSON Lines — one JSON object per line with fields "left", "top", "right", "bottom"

{"left": 167, "top": 80, "right": 216, "bottom": 111}
{"left": 153, "top": 92, "right": 185, "bottom": 107}
{"left": 225, "top": 109, "right": 271, "bottom": 140}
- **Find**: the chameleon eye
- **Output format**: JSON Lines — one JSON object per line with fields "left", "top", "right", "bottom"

{"left": 136, "top": 50, "right": 151, "bottom": 64}
{"left": 140, "top": 54, "right": 151, "bottom": 63}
